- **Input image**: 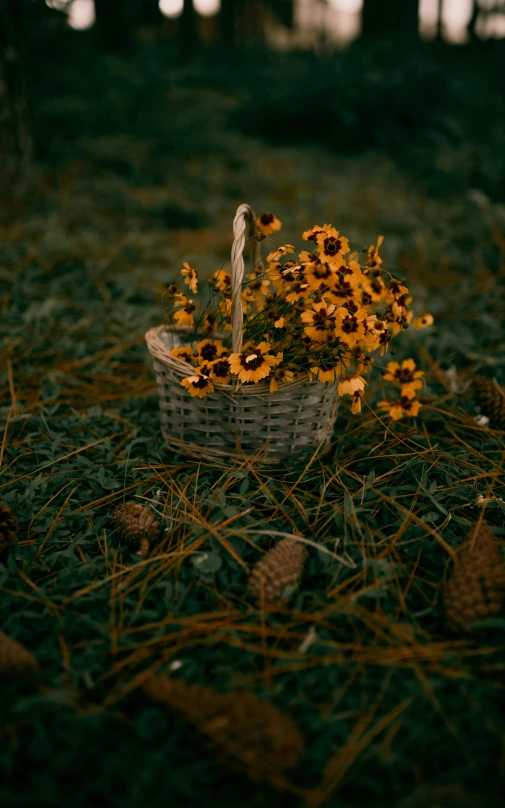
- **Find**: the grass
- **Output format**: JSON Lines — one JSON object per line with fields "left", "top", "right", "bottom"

{"left": 1, "top": 32, "right": 505, "bottom": 808}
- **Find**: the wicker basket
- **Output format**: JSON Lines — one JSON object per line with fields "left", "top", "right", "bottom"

{"left": 145, "top": 204, "right": 339, "bottom": 461}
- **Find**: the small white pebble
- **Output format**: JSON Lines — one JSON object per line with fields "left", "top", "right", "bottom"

{"left": 474, "top": 414, "right": 490, "bottom": 427}
{"left": 169, "top": 659, "right": 183, "bottom": 672}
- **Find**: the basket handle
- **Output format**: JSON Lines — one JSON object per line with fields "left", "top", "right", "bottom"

{"left": 231, "top": 203, "right": 262, "bottom": 354}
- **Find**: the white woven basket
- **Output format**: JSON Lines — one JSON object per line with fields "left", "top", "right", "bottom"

{"left": 145, "top": 204, "right": 339, "bottom": 461}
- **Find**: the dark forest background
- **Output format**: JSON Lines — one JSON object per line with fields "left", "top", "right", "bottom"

{"left": 2, "top": 0, "right": 505, "bottom": 202}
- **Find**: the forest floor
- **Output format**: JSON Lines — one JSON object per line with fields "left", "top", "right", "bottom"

{"left": 1, "top": 70, "right": 505, "bottom": 807}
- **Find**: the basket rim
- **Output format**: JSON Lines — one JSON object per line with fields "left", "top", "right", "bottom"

{"left": 145, "top": 323, "right": 338, "bottom": 397}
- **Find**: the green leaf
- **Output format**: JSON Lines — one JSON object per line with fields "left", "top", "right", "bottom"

{"left": 344, "top": 490, "right": 354, "bottom": 516}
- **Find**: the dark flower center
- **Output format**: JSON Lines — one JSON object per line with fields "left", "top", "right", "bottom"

{"left": 334, "top": 281, "right": 354, "bottom": 298}
{"left": 194, "top": 376, "right": 210, "bottom": 389}
{"left": 212, "top": 360, "right": 230, "bottom": 378}
{"left": 240, "top": 352, "right": 264, "bottom": 371}
{"left": 318, "top": 357, "right": 337, "bottom": 371}
{"left": 260, "top": 213, "right": 274, "bottom": 225}
{"left": 203, "top": 315, "right": 215, "bottom": 334}
{"left": 200, "top": 343, "right": 218, "bottom": 362}
{"left": 323, "top": 237, "right": 341, "bottom": 255}
{"left": 313, "top": 309, "right": 335, "bottom": 330}
{"left": 314, "top": 262, "right": 333, "bottom": 279}
{"left": 341, "top": 316, "right": 358, "bottom": 334}
{"left": 396, "top": 368, "right": 414, "bottom": 382}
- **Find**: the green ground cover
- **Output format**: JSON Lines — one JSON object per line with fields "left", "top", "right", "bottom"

{"left": 1, "top": 33, "right": 505, "bottom": 807}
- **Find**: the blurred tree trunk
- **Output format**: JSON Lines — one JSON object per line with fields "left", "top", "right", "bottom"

{"left": 468, "top": 0, "right": 480, "bottom": 41}
{"left": 362, "top": 0, "right": 419, "bottom": 41}
{"left": 94, "top": 0, "right": 135, "bottom": 50}
{"left": 139, "top": 0, "right": 165, "bottom": 26}
{"left": 0, "top": 0, "right": 33, "bottom": 171}
{"left": 435, "top": 0, "right": 443, "bottom": 39}
{"left": 181, "top": 0, "right": 197, "bottom": 57}
{"left": 221, "top": 0, "right": 237, "bottom": 52}
{"left": 240, "top": 0, "right": 266, "bottom": 46}
{"left": 269, "top": 0, "right": 294, "bottom": 29}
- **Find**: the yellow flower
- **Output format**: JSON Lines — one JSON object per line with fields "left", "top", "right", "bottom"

{"left": 284, "top": 279, "right": 310, "bottom": 304}
{"left": 384, "top": 359, "right": 424, "bottom": 397}
{"left": 310, "top": 358, "right": 341, "bottom": 383}
{"left": 360, "top": 275, "right": 386, "bottom": 306}
{"left": 180, "top": 371, "right": 215, "bottom": 399}
{"left": 386, "top": 279, "right": 409, "bottom": 303}
{"left": 302, "top": 224, "right": 332, "bottom": 242}
{"left": 210, "top": 269, "right": 232, "bottom": 294}
{"left": 299, "top": 250, "right": 319, "bottom": 264}
{"left": 300, "top": 302, "right": 337, "bottom": 343}
{"left": 173, "top": 300, "right": 196, "bottom": 327}
{"left": 334, "top": 305, "right": 367, "bottom": 347}
{"left": 379, "top": 395, "right": 422, "bottom": 421}
{"left": 208, "top": 358, "right": 232, "bottom": 385}
{"left": 355, "top": 352, "right": 374, "bottom": 375}
{"left": 366, "top": 235, "right": 384, "bottom": 270}
{"left": 387, "top": 309, "right": 413, "bottom": 335}
{"left": 196, "top": 339, "right": 229, "bottom": 364}
{"left": 173, "top": 292, "right": 189, "bottom": 307}
{"left": 170, "top": 346, "right": 196, "bottom": 365}
{"left": 203, "top": 313, "right": 217, "bottom": 335}
{"left": 338, "top": 375, "right": 366, "bottom": 396}
{"left": 326, "top": 262, "right": 362, "bottom": 303}
{"left": 266, "top": 309, "right": 285, "bottom": 328}
{"left": 256, "top": 212, "right": 282, "bottom": 235}
{"left": 181, "top": 262, "right": 198, "bottom": 294}
{"left": 266, "top": 244, "right": 295, "bottom": 262}
{"left": 229, "top": 342, "right": 281, "bottom": 383}
{"left": 351, "top": 391, "right": 362, "bottom": 414}
{"left": 266, "top": 260, "right": 284, "bottom": 285}
{"left": 220, "top": 297, "right": 232, "bottom": 321}
{"left": 414, "top": 312, "right": 434, "bottom": 329}
{"left": 247, "top": 271, "right": 270, "bottom": 301}
{"left": 269, "top": 366, "right": 295, "bottom": 393}
{"left": 305, "top": 261, "right": 338, "bottom": 292}
{"left": 316, "top": 227, "right": 350, "bottom": 263}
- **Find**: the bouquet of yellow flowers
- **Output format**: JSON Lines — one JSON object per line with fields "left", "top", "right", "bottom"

{"left": 163, "top": 212, "right": 432, "bottom": 419}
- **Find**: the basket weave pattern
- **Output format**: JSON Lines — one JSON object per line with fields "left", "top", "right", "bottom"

{"left": 145, "top": 204, "right": 339, "bottom": 459}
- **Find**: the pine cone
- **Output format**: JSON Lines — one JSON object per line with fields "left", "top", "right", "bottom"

{"left": 444, "top": 521, "right": 505, "bottom": 632}
{"left": 113, "top": 502, "right": 159, "bottom": 556}
{"left": 0, "top": 501, "right": 17, "bottom": 554}
{"left": 0, "top": 631, "right": 39, "bottom": 677}
{"left": 248, "top": 538, "right": 307, "bottom": 602}
{"left": 142, "top": 675, "right": 303, "bottom": 778}
{"left": 473, "top": 376, "right": 505, "bottom": 429}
